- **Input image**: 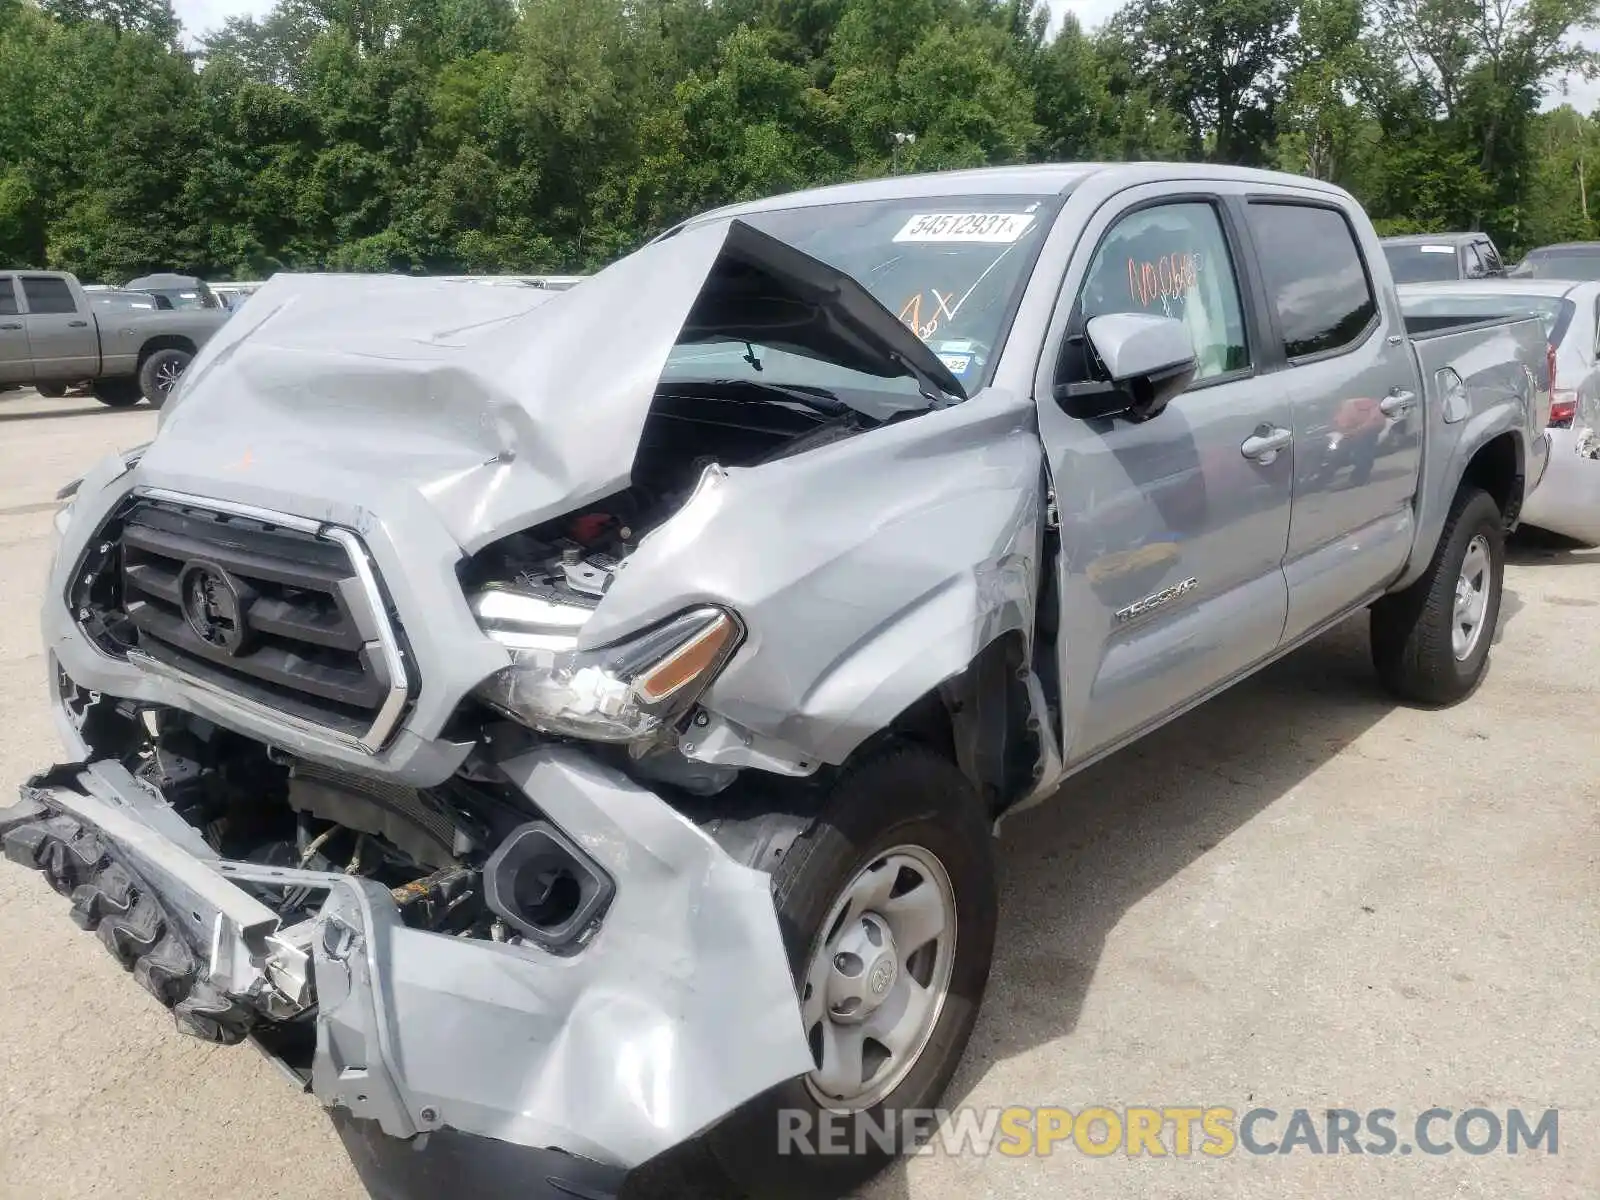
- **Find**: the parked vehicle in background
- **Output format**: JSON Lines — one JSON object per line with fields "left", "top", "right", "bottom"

{"left": 0, "top": 271, "right": 228, "bottom": 407}
{"left": 1380, "top": 232, "right": 1506, "bottom": 283}
{"left": 5, "top": 165, "right": 1551, "bottom": 1200}
{"left": 123, "top": 273, "right": 224, "bottom": 311}
{"left": 211, "top": 281, "right": 265, "bottom": 310}
{"left": 1508, "top": 242, "right": 1600, "bottom": 280}
{"left": 1400, "top": 278, "right": 1600, "bottom": 544}
{"left": 33, "top": 292, "right": 176, "bottom": 396}
{"left": 91, "top": 289, "right": 175, "bottom": 312}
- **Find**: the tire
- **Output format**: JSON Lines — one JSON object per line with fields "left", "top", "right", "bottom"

{"left": 35, "top": 382, "right": 66, "bottom": 398}
{"left": 138, "top": 347, "right": 192, "bottom": 408}
{"left": 91, "top": 377, "right": 144, "bottom": 408}
{"left": 1371, "top": 485, "right": 1504, "bottom": 705}
{"left": 1, "top": 807, "right": 253, "bottom": 1043}
{"left": 703, "top": 745, "right": 998, "bottom": 1200}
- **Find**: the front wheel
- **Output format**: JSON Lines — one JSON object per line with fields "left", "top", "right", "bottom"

{"left": 704, "top": 745, "right": 997, "bottom": 1199}
{"left": 1371, "top": 485, "right": 1505, "bottom": 705}
{"left": 90, "top": 377, "right": 144, "bottom": 408}
{"left": 35, "top": 382, "right": 67, "bottom": 398}
{"left": 138, "top": 348, "right": 192, "bottom": 408}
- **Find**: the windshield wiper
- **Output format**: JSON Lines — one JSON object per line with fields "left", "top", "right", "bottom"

{"left": 704, "top": 378, "right": 859, "bottom": 420}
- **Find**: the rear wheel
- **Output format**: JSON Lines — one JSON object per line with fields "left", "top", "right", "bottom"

{"left": 90, "top": 377, "right": 143, "bottom": 408}
{"left": 1371, "top": 485, "right": 1504, "bottom": 705}
{"left": 35, "top": 382, "right": 67, "bottom": 398}
{"left": 703, "top": 745, "right": 997, "bottom": 1199}
{"left": 138, "top": 348, "right": 192, "bottom": 408}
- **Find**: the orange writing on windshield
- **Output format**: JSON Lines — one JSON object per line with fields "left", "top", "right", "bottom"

{"left": 898, "top": 288, "right": 958, "bottom": 340}
{"left": 1127, "top": 252, "right": 1199, "bottom": 311}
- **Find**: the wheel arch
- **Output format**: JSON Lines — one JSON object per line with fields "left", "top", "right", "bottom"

{"left": 1460, "top": 430, "right": 1524, "bottom": 529}
{"left": 882, "top": 631, "right": 1044, "bottom": 816}
{"left": 137, "top": 335, "right": 198, "bottom": 366}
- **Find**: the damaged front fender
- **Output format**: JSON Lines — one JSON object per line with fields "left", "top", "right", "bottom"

{"left": 0, "top": 747, "right": 814, "bottom": 1173}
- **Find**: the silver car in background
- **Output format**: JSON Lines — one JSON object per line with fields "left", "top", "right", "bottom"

{"left": 1400, "top": 279, "right": 1600, "bottom": 544}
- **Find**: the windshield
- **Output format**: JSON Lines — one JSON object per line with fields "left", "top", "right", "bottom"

{"left": 1399, "top": 293, "right": 1571, "bottom": 341}
{"left": 661, "top": 194, "right": 1061, "bottom": 416}
{"left": 1383, "top": 244, "right": 1461, "bottom": 283}
{"left": 1510, "top": 250, "right": 1600, "bottom": 281}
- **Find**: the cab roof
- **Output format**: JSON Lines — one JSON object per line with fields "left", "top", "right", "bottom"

{"left": 684, "top": 162, "right": 1346, "bottom": 226}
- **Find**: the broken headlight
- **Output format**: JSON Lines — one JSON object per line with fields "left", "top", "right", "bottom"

{"left": 469, "top": 585, "right": 742, "bottom": 742}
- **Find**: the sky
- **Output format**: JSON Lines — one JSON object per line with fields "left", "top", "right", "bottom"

{"left": 168, "top": 0, "right": 1600, "bottom": 116}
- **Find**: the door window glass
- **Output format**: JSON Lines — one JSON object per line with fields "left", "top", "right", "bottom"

{"left": 1246, "top": 203, "right": 1377, "bottom": 359}
{"left": 0, "top": 279, "right": 16, "bottom": 316}
{"left": 1075, "top": 201, "right": 1249, "bottom": 383}
{"left": 20, "top": 276, "right": 77, "bottom": 315}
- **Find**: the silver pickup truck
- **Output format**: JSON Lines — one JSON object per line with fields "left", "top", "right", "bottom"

{"left": 2, "top": 165, "right": 1550, "bottom": 1200}
{"left": 0, "top": 270, "right": 227, "bottom": 407}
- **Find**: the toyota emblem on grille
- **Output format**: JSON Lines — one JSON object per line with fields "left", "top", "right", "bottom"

{"left": 180, "top": 561, "right": 246, "bottom": 654}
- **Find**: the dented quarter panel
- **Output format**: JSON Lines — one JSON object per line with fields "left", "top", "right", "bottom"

{"left": 579, "top": 386, "right": 1045, "bottom": 767}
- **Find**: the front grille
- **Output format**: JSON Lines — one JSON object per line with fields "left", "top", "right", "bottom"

{"left": 91, "top": 494, "right": 412, "bottom": 750}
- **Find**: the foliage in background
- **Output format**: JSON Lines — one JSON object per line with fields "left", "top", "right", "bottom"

{"left": 1, "top": 0, "right": 1598, "bottom": 278}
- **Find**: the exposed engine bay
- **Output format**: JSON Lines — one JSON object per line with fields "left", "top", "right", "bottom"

{"left": 46, "top": 377, "right": 878, "bottom": 1063}
{"left": 464, "top": 380, "right": 874, "bottom": 598}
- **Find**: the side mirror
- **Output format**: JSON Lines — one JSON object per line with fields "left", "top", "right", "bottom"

{"left": 1054, "top": 312, "right": 1198, "bottom": 422}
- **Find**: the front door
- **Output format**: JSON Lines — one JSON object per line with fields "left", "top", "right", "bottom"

{"left": 1035, "top": 189, "right": 1294, "bottom": 764}
{"left": 19, "top": 275, "right": 98, "bottom": 380}
{"left": 0, "top": 276, "right": 30, "bottom": 384}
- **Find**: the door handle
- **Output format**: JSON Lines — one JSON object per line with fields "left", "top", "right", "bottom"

{"left": 0, "top": 322, "right": 20, "bottom": 330}
{"left": 68, "top": 320, "right": 88, "bottom": 328}
{"left": 1380, "top": 389, "right": 1417, "bottom": 417}
{"left": 1241, "top": 426, "right": 1292, "bottom": 463}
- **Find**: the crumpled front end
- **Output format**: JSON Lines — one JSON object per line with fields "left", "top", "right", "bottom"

{"left": 18, "top": 205, "right": 1050, "bottom": 1199}
{"left": 1, "top": 745, "right": 813, "bottom": 1192}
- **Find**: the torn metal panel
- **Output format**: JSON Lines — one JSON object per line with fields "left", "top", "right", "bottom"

{"left": 5, "top": 751, "right": 812, "bottom": 1171}
{"left": 150, "top": 220, "right": 962, "bottom": 556}
{"left": 581, "top": 387, "right": 1046, "bottom": 767}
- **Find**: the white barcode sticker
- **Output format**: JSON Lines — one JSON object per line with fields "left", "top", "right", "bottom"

{"left": 894, "top": 213, "right": 1036, "bottom": 243}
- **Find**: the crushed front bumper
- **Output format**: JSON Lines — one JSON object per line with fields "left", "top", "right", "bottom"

{"left": 0, "top": 747, "right": 813, "bottom": 1198}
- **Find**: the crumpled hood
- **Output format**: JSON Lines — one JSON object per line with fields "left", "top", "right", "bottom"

{"left": 145, "top": 220, "right": 962, "bottom": 554}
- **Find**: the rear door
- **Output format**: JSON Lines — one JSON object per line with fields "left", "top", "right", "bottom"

{"left": 0, "top": 276, "right": 29, "bottom": 384}
{"left": 1035, "top": 184, "right": 1295, "bottom": 763}
{"left": 1242, "top": 197, "right": 1424, "bottom": 644}
{"left": 19, "top": 275, "right": 98, "bottom": 380}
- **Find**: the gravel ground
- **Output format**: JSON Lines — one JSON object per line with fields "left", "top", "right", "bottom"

{"left": 0, "top": 388, "right": 1594, "bottom": 1200}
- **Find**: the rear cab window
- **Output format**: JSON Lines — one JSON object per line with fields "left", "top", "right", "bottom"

{"left": 20, "top": 276, "right": 78, "bottom": 315}
{"left": 1382, "top": 242, "right": 1463, "bottom": 284}
{"left": 1249, "top": 203, "right": 1378, "bottom": 359}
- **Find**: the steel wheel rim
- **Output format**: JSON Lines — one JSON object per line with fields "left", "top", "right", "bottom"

{"left": 155, "top": 359, "right": 185, "bottom": 393}
{"left": 1453, "top": 534, "right": 1491, "bottom": 660}
{"left": 799, "top": 844, "right": 957, "bottom": 1112}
